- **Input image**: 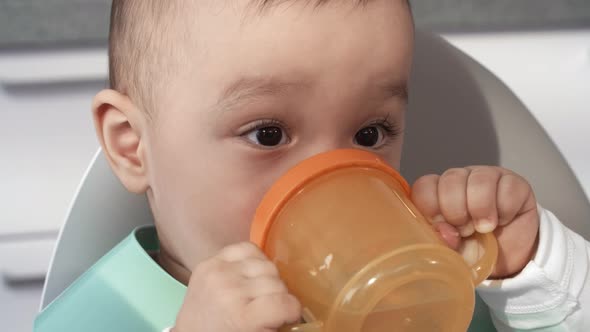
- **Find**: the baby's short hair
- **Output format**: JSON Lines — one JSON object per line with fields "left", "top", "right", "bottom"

{"left": 108, "top": 1, "right": 184, "bottom": 116}
{"left": 108, "top": 0, "right": 405, "bottom": 116}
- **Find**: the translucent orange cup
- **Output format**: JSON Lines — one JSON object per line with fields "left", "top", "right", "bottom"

{"left": 251, "top": 149, "right": 497, "bottom": 332}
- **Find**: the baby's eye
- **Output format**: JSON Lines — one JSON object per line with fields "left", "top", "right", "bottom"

{"left": 354, "top": 125, "right": 398, "bottom": 149}
{"left": 354, "top": 118, "right": 400, "bottom": 149}
{"left": 245, "top": 125, "right": 289, "bottom": 147}
{"left": 354, "top": 126, "right": 386, "bottom": 148}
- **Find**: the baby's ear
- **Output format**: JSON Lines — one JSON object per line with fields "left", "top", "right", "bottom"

{"left": 92, "top": 89, "right": 149, "bottom": 194}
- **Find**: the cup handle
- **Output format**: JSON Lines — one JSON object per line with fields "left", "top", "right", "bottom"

{"left": 279, "top": 321, "right": 324, "bottom": 332}
{"left": 463, "top": 231, "right": 498, "bottom": 285}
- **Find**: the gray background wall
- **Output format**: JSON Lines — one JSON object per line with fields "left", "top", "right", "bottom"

{"left": 0, "top": 0, "right": 589, "bottom": 48}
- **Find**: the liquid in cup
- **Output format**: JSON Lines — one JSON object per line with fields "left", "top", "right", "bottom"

{"left": 250, "top": 149, "right": 498, "bottom": 332}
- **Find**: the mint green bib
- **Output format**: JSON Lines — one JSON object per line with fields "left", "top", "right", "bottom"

{"left": 34, "top": 226, "right": 496, "bottom": 331}
{"left": 34, "top": 227, "right": 186, "bottom": 332}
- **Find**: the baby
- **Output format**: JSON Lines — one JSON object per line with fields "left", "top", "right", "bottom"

{"left": 90, "top": 0, "right": 589, "bottom": 330}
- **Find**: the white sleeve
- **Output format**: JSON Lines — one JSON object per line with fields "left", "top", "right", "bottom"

{"left": 476, "top": 206, "right": 589, "bottom": 331}
{"left": 162, "top": 328, "right": 172, "bottom": 332}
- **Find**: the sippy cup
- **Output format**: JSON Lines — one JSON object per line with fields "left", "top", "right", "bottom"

{"left": 250, "top": 149, "right": 497, "bottom": 332}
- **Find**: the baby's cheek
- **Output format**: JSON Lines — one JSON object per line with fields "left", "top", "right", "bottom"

{"left": 236, "top": 173, "right": 284, "bottom": 220}
{"left": 217, "top": 184, "right": 268, "bottom": 242}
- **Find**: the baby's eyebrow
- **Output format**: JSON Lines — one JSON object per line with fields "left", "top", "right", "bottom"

{"left": 215, "top": 76, "right": 312, "bottom": 112}
{"left": 214, "top": 75, "right": 409, "bottom": 112}
{"left": 377, "top": 80, "right": 409, "bottom": 103}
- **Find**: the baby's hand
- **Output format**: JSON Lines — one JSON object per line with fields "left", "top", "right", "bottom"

{"left": 172, "top": 242, "right": 301, "bottom": 332}
{"left": 411, "top": 166, "right": 540, "bottom": 279}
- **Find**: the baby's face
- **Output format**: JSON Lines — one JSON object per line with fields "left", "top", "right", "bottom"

{"left": 143, "top": 0, "right": 414, "bottom": 275}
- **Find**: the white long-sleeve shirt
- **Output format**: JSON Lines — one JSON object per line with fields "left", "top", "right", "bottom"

{"left": 477, "top": 207, "right": 589, "bottom": 331}
{"left": 164, "top": 207, "right": 589, "bottom": 332}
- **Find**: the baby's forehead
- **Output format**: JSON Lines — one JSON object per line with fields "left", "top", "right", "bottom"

{"left": 109, "top": 0, "right": 408, "bottom": 114}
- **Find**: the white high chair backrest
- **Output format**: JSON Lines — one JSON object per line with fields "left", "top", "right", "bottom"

{"left": 40, "top": 31, "right": 590, "bottom": 310}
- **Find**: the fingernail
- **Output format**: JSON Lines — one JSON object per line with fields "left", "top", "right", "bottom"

{"left": 475, "top": 218, "right": 496, "bottom": 233}
{"left": 431, "top": 214, "right": 446, "bottom": 223}
{"left": 459, "top": 223, "right": 475, "bottom": 237}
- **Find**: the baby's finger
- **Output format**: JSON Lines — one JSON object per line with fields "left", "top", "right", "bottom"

{"left": 218, "top": 242, "right": 267, "bottom": 263}
{"left": 466, "top": 167, "right": 500, "bottom": 233}
{"left": 438, "top": 168, "right": 470, "bottom": 228}
{"left": 244, "top": 293, "right": 302, "bottom": 331}
{"left": 239, "top": 258, "right": 279, "bottom": 278}
{"left": 243, "top": 276, "right": 288, "bottom": 300}
{"left": 497, "top": 173, "right": 535, "bottom": 226}
{"left": 411, "top": 174, "right": 443, "bottom": 222}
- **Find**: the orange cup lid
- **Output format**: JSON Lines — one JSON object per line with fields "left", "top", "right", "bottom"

{"left": 250, "top": 149, "right": 411, "bottom": 248}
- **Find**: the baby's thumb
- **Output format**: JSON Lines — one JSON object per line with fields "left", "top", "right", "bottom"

{"left": 433, "top": 222, "right": 461, "bottom": 251}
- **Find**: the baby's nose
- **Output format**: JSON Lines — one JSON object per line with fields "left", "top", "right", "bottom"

{"left": 299, "top": 142, "right": 354, "bottom": 162}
